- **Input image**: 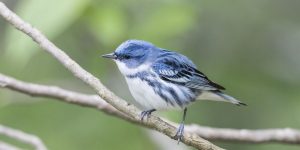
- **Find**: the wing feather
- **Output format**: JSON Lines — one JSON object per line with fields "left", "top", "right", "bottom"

{"left": 152, "top": 53, "right": 225, "bottom": 90}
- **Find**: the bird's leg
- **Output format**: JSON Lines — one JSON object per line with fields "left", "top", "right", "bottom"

{"left": 174, "top": 107, "right": 187, "bottom": 143}
{"left": 140, "top": 109, "right": 156, "bottom": 121}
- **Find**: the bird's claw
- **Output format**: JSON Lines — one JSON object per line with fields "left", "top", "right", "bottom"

{"left": 174, "top": 123, "right": 185, "bottom": 144}
{"left": 140, "top": 109, "right": 155, "bottom": 121}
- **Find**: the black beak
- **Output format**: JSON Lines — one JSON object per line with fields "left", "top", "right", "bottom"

{"left": 102, "top": 53, "right": 116, "bottom": 59}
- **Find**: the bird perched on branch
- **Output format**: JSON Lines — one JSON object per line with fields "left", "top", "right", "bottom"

{"left": 102, "top": 40, "right": 246, "bottom": 142}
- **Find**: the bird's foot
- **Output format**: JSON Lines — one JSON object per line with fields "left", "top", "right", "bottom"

{"left": 140, "top": 109, "right": 156, "bottom": 121}
{"left": 174, "top": 123, "right": 185, "bottom": 144}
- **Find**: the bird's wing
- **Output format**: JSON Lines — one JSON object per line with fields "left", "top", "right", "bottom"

{"left": 151, "top": 54, "right": 225, "bottom": 90}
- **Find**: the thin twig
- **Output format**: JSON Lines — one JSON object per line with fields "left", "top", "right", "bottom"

{"left": 186, "top": 125, "right": 300, "bottom": 144}
{"left": 0, "top": 73, "right": 130, "bottom": 121}
{"left": 0, "top": 125, "right": 47, "bottom": 150}
{"left": 0, "top": 141, "right": 21, "bottom": 150}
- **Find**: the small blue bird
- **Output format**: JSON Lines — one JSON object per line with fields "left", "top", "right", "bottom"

{"left": 102, "top": 40, "right": 246, "bottom": 142}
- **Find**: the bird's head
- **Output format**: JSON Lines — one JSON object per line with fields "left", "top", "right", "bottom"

{"left": 102, "top": 40, "right": 156, "bottom": 70}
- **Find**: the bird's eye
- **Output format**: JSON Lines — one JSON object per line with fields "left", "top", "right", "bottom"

{"left": 123, "top": 55, "right": 131, "bottom": 59}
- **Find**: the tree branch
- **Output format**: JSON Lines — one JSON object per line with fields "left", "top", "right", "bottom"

{"left": 1, "top": 73, "right": 300, "bottom": 145}
{"left": 0, "top": 141, "right": 21, "bottom": 150}
{"left": 0, "top": 125, "right": 47, "bottom": 150}
{"left": 0, "top": 73, "right": 130, "bottom": 121}
{"left": 0, "top": 2, "right": 222, "bottom": 150}
{"left": 186, "top": 124, "right": 300, "bottom": 144}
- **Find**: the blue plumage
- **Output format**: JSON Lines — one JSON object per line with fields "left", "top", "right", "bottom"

{"left": 102, "top": 39, "right": 246, "bottom": 142}
{"left": 152, "top": 50, "right": 225, "bottom": 91}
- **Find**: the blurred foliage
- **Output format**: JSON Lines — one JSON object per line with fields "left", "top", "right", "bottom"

{"left": 4, "top": 0, "right": 90, "bottom": 67}
{"left": 1, "top": 0, "right": 300, "bottom": 150}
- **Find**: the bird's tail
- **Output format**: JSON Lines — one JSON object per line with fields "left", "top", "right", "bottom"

{"left": 197, "top": 91, "right": 247, "bottom": 106}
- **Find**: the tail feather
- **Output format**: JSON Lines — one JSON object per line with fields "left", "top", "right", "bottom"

{"left": 197, "top": 91, "right": 247, "bottom": 106}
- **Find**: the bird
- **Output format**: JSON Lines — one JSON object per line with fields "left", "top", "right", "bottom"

{"left": 102, "top": 40, "right": 246, "bottom": 142}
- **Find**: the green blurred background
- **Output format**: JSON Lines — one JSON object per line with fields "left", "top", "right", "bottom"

{"left": 1, "top": 0, "right": 300, "bottom": 149}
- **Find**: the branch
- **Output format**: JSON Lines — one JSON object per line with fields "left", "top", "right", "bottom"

{"left": 0, "top": 141, "right": 21, "bottom": 150}
{"left": 186, "top": 125, "right": 300, "bottom": 144}
{"left": 0, "top": 2, "right": 222, "bottom": 150}
{"left": 0, "top": 73, "right": 130, "bottom": 121}
{"left": 0, "top": 125, "right": 47, "bottom": 150}
{"left": 1, "top": 73, "right": 300, "bottom": 145}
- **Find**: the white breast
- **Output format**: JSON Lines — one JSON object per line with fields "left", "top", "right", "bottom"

{"left": 125, "top": 77, "right": 176, "bottom": 110}
{"left": 115, "top": 60, "right": 189, "bottom": 110}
